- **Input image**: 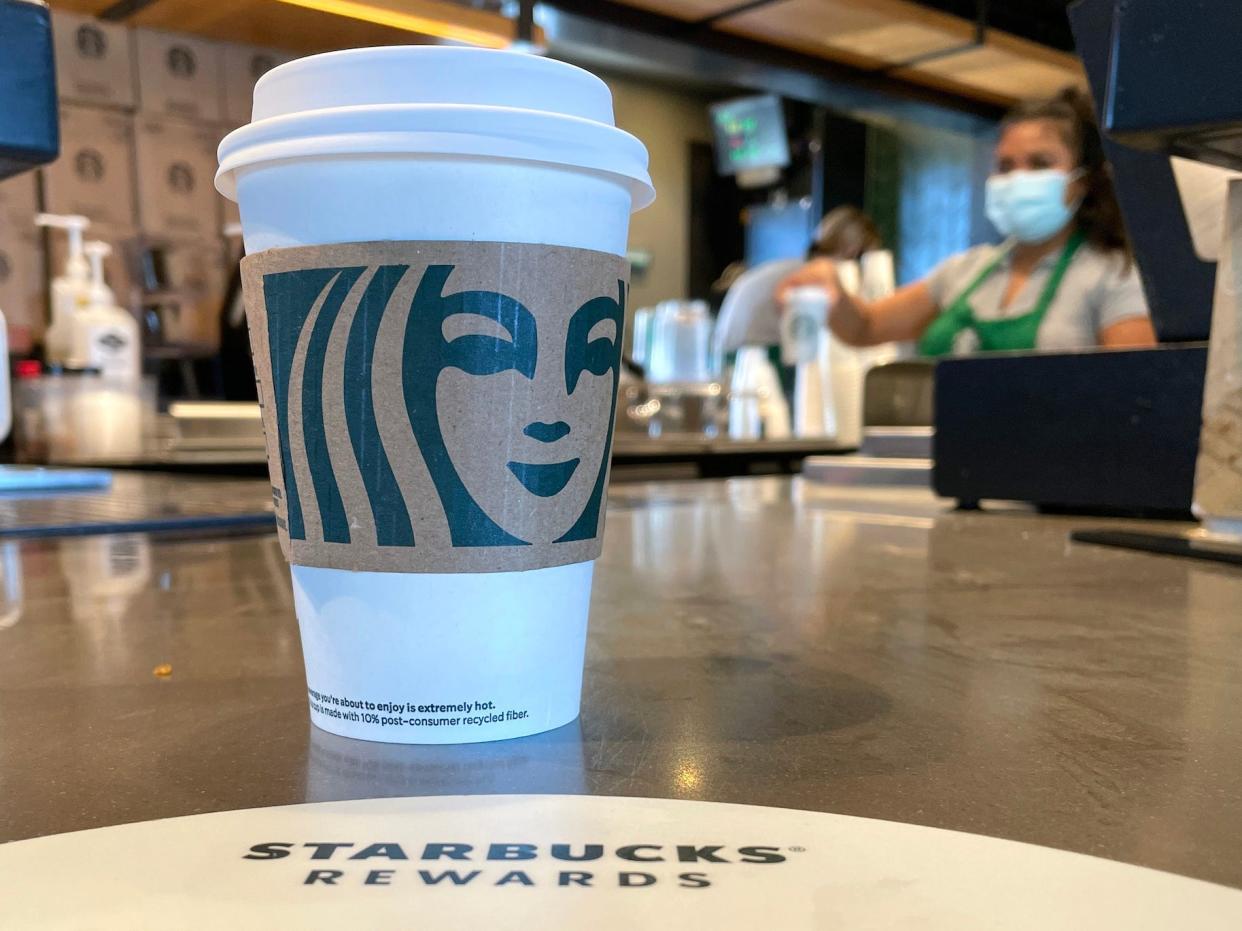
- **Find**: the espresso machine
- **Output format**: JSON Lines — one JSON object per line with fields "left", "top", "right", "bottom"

{"left": 1067, "top": 0, "right": 1242, "bottom": 562}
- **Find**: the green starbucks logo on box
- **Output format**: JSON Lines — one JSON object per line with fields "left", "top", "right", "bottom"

{"left": 242, "top": 241, "right": 628, "bottom": 574}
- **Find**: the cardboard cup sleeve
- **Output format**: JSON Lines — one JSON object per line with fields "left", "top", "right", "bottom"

{"left": 241, "top": 240, "right": 630, "bottom": 574}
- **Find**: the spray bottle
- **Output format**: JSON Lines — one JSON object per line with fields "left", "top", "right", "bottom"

{"left": 75, "top": 241, "right": 139, "bottom": 380}
{"left": 34, "top": 213, "right": 92, "bottom": 366}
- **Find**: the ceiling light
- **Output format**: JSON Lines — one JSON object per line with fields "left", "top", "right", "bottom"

{"left": 273, "top": 0, "right": 513, "bottom": 49}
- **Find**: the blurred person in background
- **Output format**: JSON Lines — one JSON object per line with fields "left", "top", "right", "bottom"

{"left": 777, "top": 88, "right": 1157, "bottom": 355}
{"left": 809, "top": 205, "right": 883, "bottom": 262}
{"left": 714, "top": 205, "right": 886, "bottom": 352}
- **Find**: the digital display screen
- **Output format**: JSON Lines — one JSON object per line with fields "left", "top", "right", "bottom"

{"left": 710, "top": 95, "right": 790, "bottom": 176}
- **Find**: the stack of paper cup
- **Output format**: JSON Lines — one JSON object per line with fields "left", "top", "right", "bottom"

{"left": 859, "top": 249, "right": 896, "bottom": 302}
{"left": 782, "top": 285, "right": 830, "bottom": 438}
{"left": 216, "top": 47, "right": 654, "bottom": 744}
{"left": 835, "top": 259, "right": 862, "bottom": 297}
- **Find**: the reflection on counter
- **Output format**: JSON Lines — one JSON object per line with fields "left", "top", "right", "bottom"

{"left": 60, "top": 533, "right": 150, "bottom": 626}
{"left": 306, "top": 721, "right": 588, "bottom": 802}
{"left": 0, "top": 541, "right": 21, "bottom": 630}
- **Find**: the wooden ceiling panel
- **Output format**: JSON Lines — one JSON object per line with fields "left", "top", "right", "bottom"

{"left": 47, "top": 1, "right": 117, "bottom": 14}
{"left": 50, "top": 0, "right": 1083, "bottom": 107}
{"left": 124, "top": 0, "right": 407, "bottom": 50}
{"left": 723, "top": 0, "right": 971, "bottom": 66}
{"left": 51, "top": 0, "right": 531, "bottom": 54}
{"left": 629, "top": 0, "right": 1083, "bottom": 105}
{"left": 893, "top": 46, "right": 1084, "bottom": 101}
{"left": 125, "top": 1, "right": 422, "bottom": 53}
{"left": 725, "top": 22, "right": 956, "bottom": 71}
{"left": 823, "top": 23, "right": 969, "bottom": 62}
{"left": 618, "top": 0, "right": 753, "bottom": 20}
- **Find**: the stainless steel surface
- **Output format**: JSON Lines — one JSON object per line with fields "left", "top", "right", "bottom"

{"left": 613, "top": 437, "right": 853, "bottom": 457}
{"left": 614, "top": 382, "right": 656, "bottom": 435}
{"left": 645, "top": 382, "right": 725, "bottom": 438}
{"left": 32, "top": 388, "right": 850, "bottom": 468}
{"left": 2, "top": 476, "right": 1241, "bottom": 889}
{"left": 160, "top": 402, "right": 267, "bottom": 455}
{"left": 802, "top": 455, "right": 933, "bottom": 487}
{"left": 37, "top": 433, "right": 852, "bottom": 469}
{"left": 864, "top": 360, "right": 935, "bottom": 427}
{"left": 859, "top": 426, "right": 934, "bottom": 459}
{"left": 0, "top": 472, "right": 272, "bottom": 536}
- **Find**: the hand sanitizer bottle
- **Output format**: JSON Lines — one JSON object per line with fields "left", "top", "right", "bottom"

{"left": 74, "top": 241, "right": 140, "bottom": 381}
{"left": 34, "top": 213, "right": 92, "bottom": 366}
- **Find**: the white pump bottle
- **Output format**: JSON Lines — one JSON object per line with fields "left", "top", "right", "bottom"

{"left": 34, "top": 213, "right": 92, "bottom": 366}
{"left": 74, "top": 241, "right": 140, "bottom": 381}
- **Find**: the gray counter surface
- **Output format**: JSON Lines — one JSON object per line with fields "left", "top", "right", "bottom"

{"left": 1, "top": 475, "right": 1240, "bottom": 888}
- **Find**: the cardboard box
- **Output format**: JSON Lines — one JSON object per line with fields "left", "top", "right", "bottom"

{"left": 0, "top": 215, "right": 45, "bottom": 348}
{"left": 148, "top": 237, "right": 228, "bottom": 350}
{"left": 41, "top": 105, "right": 138, "bottom": 229}
{"left": 117, "top": 237, "right": 228, "bottom": 352}
{"left": 135, "top": 115, "right": 222, "bottom": 240}
{"left": 220, "top": 43, "right": 293, "bottom": 126}
{"left": 52, "top": 11, "right": 136, "bottom": 110}
{"left": 220, "top": 189, "right": 241, "bottom": 231}
{"left": 133, "top": 28, "right": 222, "bottom": 122}
{"left": 0, "top": 173, "right": 39, "bottom": 220}
{"left": 0, "top": 176, "right": 44, "bottom": 349}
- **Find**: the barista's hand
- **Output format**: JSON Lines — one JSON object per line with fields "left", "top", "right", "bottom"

{"left": 776, "top": 257, "right": 938, "bottom": 347}
{"left": 775, "top": 258, "right": 841, "bottom": 309}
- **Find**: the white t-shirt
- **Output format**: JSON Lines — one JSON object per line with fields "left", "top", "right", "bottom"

{"left": 924, "top": 240, "right": 1151, "bottom": 354}
{"left": 713, "top": 258, "right": 802, "bottom": 353}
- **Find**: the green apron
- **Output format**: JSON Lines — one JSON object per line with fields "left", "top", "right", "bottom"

{"left": 917, "top": 231, "right": 1085, "bottom": 357}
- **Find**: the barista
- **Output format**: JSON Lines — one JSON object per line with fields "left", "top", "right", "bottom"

{"left": 809, "top": 205, "right": 883, "bottom": 262}
{"left": 713, "top": 205, "right": 888, "bottom": 354}
{"left": 777, "top": 88, "right": 1157, "bottom": 355}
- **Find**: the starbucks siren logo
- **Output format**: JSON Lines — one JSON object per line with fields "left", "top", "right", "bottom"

{"left": 243, "top": 241, "right": 631, "bottom": 573}
{"left": 168, "top": 162, "right": 195, "bottom": 194}
{"left": 97, "top": 332, "right": 128, "bottom": 352}
{"left": 250, "top": 53, "right": 277, "bottom": 81}
{"left": 74, "top": 148, "right": 105, "bottom": 183}
{"left": 167, "top": 45, "right": 197, "bottom": 78}
{"left": 76, "top": 24, "right": 107, "bottom": 59}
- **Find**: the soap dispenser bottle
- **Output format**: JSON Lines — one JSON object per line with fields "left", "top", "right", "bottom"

{"left": 75, "top": 241, "right": 140, "bottom": 381}
{"left": 34, "top": 213, "right": 92, "bottom": 366}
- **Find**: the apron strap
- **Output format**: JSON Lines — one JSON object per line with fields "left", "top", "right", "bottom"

{"left": 955, "top": 245, "right": 1013, "bottom": 305}
{"left": 1034, "top": 230, "right": 1085, "bottom": 314}
{"left": 917, "top": 246, "right": 1011, "bottom": 358}
{"left": 918, "top": 232, "right": 1085, "bottom": 357}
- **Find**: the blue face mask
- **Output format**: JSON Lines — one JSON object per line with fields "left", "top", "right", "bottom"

{"left": 985, "top": 169, "right": 1082, "bottom": 243}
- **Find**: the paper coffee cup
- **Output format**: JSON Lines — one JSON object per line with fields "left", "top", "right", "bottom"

{"left": 780, "top": 286, "right": 828, "bottom": 366}
{"left": 216, "top": 47, "right": 654, "bottom": 744}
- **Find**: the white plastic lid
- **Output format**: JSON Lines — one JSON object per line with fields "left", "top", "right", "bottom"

{"left": 215, "top": 46, "right": 654, "bottom": 209}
